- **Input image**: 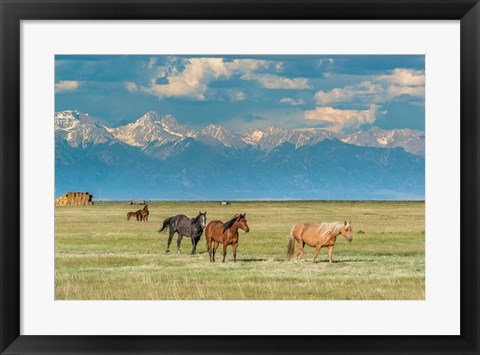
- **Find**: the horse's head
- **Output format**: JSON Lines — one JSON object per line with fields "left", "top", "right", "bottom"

{"left": 340, "top": 221, "right": 352, "bottom": 242}
{"left": 236, "top": 213, "right": 250, "bottom": 233}
{"left": 197, "top": 211, "right": 207, "bottom": 229}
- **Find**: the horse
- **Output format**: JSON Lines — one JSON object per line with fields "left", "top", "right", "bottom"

{"left": 127, "top": 210, "right": 142, "bottom": 221}
{"left": 159, "top": 211, "right": 207, "bottom": 254}
{"left": 205, "top": 213, "right": 250, "bottom": 263}
{"left": 139, "top": 205, "right": 149, "bottom": 222}
{"left": 287, "top": 221, "right": 352, "bottom": 263}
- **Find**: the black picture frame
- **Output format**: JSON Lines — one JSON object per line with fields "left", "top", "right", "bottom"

{"left": 1, "top": 1, "right": 479, "bottom": 354}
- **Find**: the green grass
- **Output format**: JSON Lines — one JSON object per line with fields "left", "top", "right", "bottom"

{"left": 55, "top": 200, "right": 425, "bottom": 300}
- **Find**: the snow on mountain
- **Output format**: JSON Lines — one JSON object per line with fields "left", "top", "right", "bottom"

{"left": 54, "top": 110, "right": 425, "bottom": 199}
{"left": 242, "top": 126, "right": 333, "bottom": 151}
{"left": 54, "top": 110, "right": 114, "bottom": 148}
{"left": 196, "top": 124, "right": 247, "bottom": 149}
{"left": 287, "top": 128, "right": 333, "bottom": 148}
{"left": 341, "top": 127, "right": 425, "bottom": 156}
{"left": 54, "top": 110, "right": 425, "bottom": 157}
{"left": 242, "top": 126, "right": 289, "bottom": 151}
{"left": 111, "top": 111, "right": 195, "bottom": 148}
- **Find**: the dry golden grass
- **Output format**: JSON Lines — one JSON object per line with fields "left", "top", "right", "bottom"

{"left": 55, "top": 201, "right": 424, "bottom": 300}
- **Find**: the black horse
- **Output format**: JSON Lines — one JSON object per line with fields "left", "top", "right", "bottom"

{"left": 159, "top": 211, "right": 207, "bottom": 254}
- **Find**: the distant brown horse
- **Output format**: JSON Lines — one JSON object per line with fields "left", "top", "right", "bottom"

{"left": 205, "top": 213, "right": 250, "bottom": 263}
{"left": 127, "top": 210, "right": 142, "bottom": 221}
{"left": 287, "top": 221, "right": 352, "bottom": 263}
{"left": 139, "top": 205, "right": 149, "bottom": 222}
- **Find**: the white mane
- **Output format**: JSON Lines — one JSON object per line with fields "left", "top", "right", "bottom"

{"left": 316, "top": 222, "right": 344, "bottom": 237}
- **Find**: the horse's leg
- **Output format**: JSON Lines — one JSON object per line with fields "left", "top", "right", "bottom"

{"left": 295, "top": 240, "right": 302, "bottom": 262}
{"left": 301, "top": 241, "right": 308, "bottom": 262}
{"left": 166, "top": 229, "right": 174, "bottom": 253}
{"left": 232, "top": 242, "right": 238, "bottom": 263}
{"left": 297, "top": 240, "right": 307, "bottom": 262}
{"left": 222, "top": 243, "right": 227, "bottom": 263}
{"left": 207, "top": 238, "right": 213, "bottom": 261}
{"left": 328, "top": 246, "right": 334, "bottom": 263}
{"left": 213, "top": 241, "right": 219, "bottom": 262}
{"left": 312, "top": 244, "right": 322, "bottom": 263}
{"left": 177, "top": 233, "right": 183, "bottom": 253}
{"left": 190, "top": 236, "right": 196, "bottom": 255}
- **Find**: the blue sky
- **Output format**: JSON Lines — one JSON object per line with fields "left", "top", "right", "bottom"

{"left": 55, "top": 55, "right": 425, "bottom": 132}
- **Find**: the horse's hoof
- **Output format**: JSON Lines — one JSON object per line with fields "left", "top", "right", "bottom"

{"left": 177, "top": 250, "right": 181, "bottom": 253}
{"left": 166, "top": 250, "right": 170, "bottom": 253}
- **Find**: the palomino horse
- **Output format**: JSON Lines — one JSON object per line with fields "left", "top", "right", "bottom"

{"left": 139, "top": 205, "right": 149, "bottom": 222}
{"left": 127, "top": 210, "right": 142, "bottom": 221}
{"left": 205, "top": 213, "right": 250, "bottom": 263}
{"left": 287, "top": 221, "right": 352, "bottom": 263}
{"left": 159, "top": 212, "right": 207, "bottom": 254}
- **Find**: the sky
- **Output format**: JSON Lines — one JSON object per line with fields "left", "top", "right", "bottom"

{"left": 55, "top": 55, "right": 425, "bottom": 133}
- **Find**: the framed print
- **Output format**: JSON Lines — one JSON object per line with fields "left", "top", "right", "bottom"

{"left": 1, "top": 0, "right": 479, "bottom": 354}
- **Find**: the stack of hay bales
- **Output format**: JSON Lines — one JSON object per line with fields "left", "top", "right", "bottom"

{"left": 56, "top": 192, "right": 94, "bottom": 206}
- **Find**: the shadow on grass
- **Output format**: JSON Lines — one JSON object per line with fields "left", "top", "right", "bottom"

{"left": 237, "top": 258, "right": 268, "bottom": 262}
{"left": 315, "top": 259, "right": 374, "bottom": 263}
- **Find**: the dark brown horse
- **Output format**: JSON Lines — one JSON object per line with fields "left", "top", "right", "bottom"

{"left": 127, "top": 210, "right": 142, "bottom": 221}
{"left": 205, "top": 213, "right": 250, "bottom": 263}
{"left": 287, "top": 221, "right": 352, "bottom": 263}
{"left": 139, "top": 205, "right": 149, "bottom": 222}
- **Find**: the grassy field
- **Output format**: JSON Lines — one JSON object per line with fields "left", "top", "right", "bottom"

{"left": 55, "top": 201, "right": 424, "bottom": 300}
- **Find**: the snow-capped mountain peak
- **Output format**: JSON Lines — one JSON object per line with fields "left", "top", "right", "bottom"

{"left": 197, "top": 124, "right": 247, "bottom": 149}
{"left": 341, "top": 127, "right": 425, "bottom": 156}
{"left": 54, "top": 110, "right": 113, "bottom": 148}
{"left": 54, "top": 110, "right": 425, "bottom": 157}
{"left": 111, "top": 112, "right": 195, "bottom": 147}
{"left": 241, "top": 126, "right": 333, "bottom": 151}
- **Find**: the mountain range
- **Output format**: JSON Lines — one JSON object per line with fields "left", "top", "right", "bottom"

{"left": 55, "top": 110, "right": 425, "bottom": 200}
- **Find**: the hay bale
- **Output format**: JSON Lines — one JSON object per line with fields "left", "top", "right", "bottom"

{"left": 56, "top": 192, "right": 94, "bottom": 206}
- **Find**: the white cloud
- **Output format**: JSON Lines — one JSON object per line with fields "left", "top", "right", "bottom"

{"left": 229, "top": 90, "right": 247, "bottom": 102}
{"left": 141, "top": 57, "right": 272, "bottom": 100}
{"left": 124, "top": 81, "right": 139, "bottom": 92}
{"left": 280, "top": 97, "right": 305, "bottom": 106}
{"left": 304, "top": 104, "right": 378, "bottom": 133}
{"left": 377, "top": 68, "right": 425, "bottom": 99}
{"left": 313, "top": 68, "right": 425, "bottom": 106}
{"left": 318, "top": 58, "right": 335, "bottom": 66}
{"left": 241, "top": 73, "right": 311, "bottom": 90}
{"left": 387, "top": 85, "right": 425, "bottom": 98}
{"left": 146, "top": 57, "right": 157, "bottom": 69}
{"left": 315, "top": 81, "right": 382, "bottom": 105}
{"left": 55, "top": 80, "right": 80, "bottom": 93}
{"left": 377, "top": 68, "right": 424, "bottom": 87}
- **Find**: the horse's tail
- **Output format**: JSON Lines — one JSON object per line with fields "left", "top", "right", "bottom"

{"left": 287, "top": 225, "right": 296, "bottom": 260}
{"left": 159, "top": 217, "right": 173, "bottom": 232}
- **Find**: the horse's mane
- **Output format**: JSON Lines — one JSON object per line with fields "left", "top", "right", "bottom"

{"left": 315, "top": 222, "right": 344, "bottom": 237}
{"left": 192, "top": 213, "right": 204, "bottom": 225}
{"left": 223, "top": 216, "right": 239, "bottom": 232}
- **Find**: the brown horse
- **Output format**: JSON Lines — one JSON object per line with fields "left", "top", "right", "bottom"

{"left": 139, "top": 205, "right": 149, "bottom": 222}
{"left": 127, "top": 210, "right": 142, "bottom": 221}
{"left": 205, "top": 213, "right": 250, "bottom": 263}
{"left": 287, "top": 221, "right": 352, "bottom": 263}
